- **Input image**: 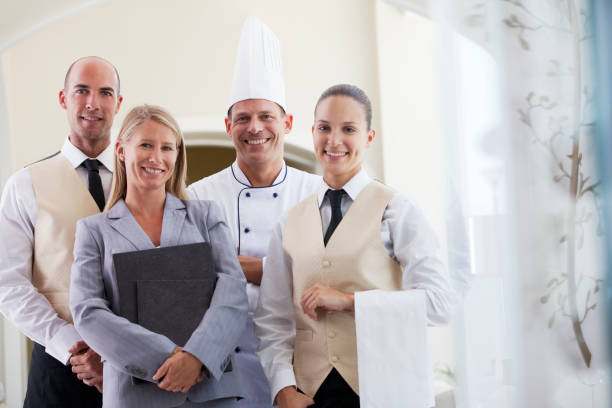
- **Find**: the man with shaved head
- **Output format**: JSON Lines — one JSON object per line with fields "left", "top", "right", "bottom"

{"left": 0, "top": 56, "right": 123, "bottom": 407}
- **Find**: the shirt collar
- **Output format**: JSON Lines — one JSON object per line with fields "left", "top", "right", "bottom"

{"left": 317, "top": 167, "right": 371, "bottom": 207}
{"left": 231, "top": 160, "right": 287, "bottom": 187}
{"left": 61, "top": 138, "right": 114, "bottom": 172}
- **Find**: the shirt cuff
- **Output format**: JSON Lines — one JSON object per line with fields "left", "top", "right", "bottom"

{"left": 45, "top": 323, "right": 82, "bottom": 365}
{"left": 246, "top": 283, "right": 260, "bottom": 314}
{"left": 270, "top": 367, "right": 297, "bottom": 403}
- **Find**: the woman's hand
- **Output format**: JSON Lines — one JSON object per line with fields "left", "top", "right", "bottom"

{"left": 300, "top": 283, "right": 354, "bottom": 320}
{"left": 152, "top": 347, "right": 204, "bottom": 393}
{"left": 276, "top": 386, "right": 315, "bottom": 408}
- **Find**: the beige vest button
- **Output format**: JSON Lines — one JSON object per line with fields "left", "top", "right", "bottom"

{"left": 322, "top": 260, "right": 331, "bottom": 267}
{"left": 331, "top": 355, "right": 339, "bottom": 362}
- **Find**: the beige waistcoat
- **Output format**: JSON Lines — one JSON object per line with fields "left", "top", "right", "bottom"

{"left": 283, "top": 181, "right": 403, "bottom": 397}
{"left": 29, "top": 153, "right": 100, "bottom": 322}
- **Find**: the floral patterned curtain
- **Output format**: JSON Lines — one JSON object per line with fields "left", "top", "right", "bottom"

{"left": 433, "top": 0, "right": 609, "bottom": 406}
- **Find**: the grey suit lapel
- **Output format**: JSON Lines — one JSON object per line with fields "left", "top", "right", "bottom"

{"left": 160, "top": 193, "right": 186, "bottom": 247}
{"left": 107, "top": 199, "right": 156, "bottom": 250}
{"left": 107, "top": 194, "right": 186, "bottom": 249}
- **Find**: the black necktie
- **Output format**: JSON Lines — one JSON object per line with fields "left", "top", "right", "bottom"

{"left": 324, "top": 189, "right": 345, "bottom": 246}
{"left": 82, "top": 159, "right": 105, "bottom": 211}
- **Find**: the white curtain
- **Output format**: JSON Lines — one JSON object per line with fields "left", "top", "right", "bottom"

{"left": 432, "top": 0, "right": 609, "bottom": 407}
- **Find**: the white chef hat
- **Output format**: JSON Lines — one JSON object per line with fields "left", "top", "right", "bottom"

{"left": 228, "top": 16, "right": 287, "bottom": 113}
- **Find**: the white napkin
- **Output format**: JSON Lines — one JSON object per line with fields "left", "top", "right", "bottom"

{"left": 355, "top": 289, "right": 434, "bottom": 408}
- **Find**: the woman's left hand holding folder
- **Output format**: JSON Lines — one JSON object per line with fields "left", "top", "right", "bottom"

{"left": 152, "top": 346, "right": 205, "bottom": 393}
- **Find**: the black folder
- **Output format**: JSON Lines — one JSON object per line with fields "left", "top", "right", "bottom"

{"left": 113, "top": 242, "right": 216, "bottom": 346}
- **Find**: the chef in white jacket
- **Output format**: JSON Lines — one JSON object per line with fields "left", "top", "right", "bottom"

{"left": 188, "top": 17, "right": 320, "bottom": 408}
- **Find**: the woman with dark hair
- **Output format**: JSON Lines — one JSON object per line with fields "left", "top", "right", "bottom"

{"left": 255, "top": 85, "right": 453, "bottom": 407}
{"left": 70, "top": 104, "right": 247, "bottom": 408}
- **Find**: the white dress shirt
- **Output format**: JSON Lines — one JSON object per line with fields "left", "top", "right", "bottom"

{"left": 254, "top": 168, "right": 453, "bottom": 399}
{"left": 0, "top": 138, "right": 113, "bottom": 364}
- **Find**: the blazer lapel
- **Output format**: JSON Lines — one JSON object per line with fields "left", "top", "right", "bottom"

{"left": 107, "top": 199, "right": 156, "bottom": 250}
{"left": 160, "top": 193, "right": 186, "bottom": 247}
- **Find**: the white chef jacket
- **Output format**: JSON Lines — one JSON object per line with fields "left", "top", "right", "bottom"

{"left": 254, "top": 168, "right": 453, "bottom": 402}
{"left": 187, "top": 161, "right": 320, "bottom": 407}
{"left": 0, "top": 138, "right": 113, "bottom": 364}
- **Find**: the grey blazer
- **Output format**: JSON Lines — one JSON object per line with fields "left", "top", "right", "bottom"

{"left": 70, "top": 193, "right": 248, "bottom": 408}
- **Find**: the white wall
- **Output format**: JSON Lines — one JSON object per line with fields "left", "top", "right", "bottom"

{"left": 0, "top": 58, "right": 11, "bottom": 188}
{"left": 375, "top": 2, "right": 446, "bottom": 241}
{"left": 1, "top": 0, "right": 384, "bottom": 178}
{"left": 1, "top": 319, "right": 27, "bottom": 408}
{"left": 0, "top": 56, "right": 21, "bottom": 408}
{"left": 375, "top": 1, "right": 455, "bottom": 373}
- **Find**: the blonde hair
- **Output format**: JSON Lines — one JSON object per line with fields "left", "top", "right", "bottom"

{"left": 105, "top": 104, "right": 188, "bottom": 210}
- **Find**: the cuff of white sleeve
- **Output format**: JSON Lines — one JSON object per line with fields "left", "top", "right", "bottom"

{"left": 45, "top": 323, "right": 82, "bottom": 365}
{"left": 262, "top": 256, "right": 267, "bottom": 275}
{"left": 270, "top": 367, "right": 297, "bottom": 403}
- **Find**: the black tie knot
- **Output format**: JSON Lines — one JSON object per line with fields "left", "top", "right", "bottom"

{"left": 81, "top": 159, "right": 105, "bottom": 211}
{"left": 325, "top": 189, "right": 344, "bottom": 209}
{"left": 82, "top": 159, "right": 100, "bottom": 173}
{"left": 324, "top": 189, "right": 345, "bottom": 246}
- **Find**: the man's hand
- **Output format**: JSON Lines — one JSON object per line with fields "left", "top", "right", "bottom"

{"left": 152, "top": 347, "right": 204, "bottom": 393}
{"left": 238, "top": 255, "right": 263, "bottom": 285}
{"left": 276, "top": 386, "right": 315, "bottom": 408}
{"left": 69, "top": 340, "right": 103, "bottom": 393}
{"left": 300, "top": 283, "right": 354, "bottom": 320}
{"left": 68, "top": 340, "right": 89, "bottom": 355}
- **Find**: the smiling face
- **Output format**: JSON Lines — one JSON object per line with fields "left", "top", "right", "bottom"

{"left": 116, "top": 119, "right": 179, "bottom": 195}
{"left": 313, "top": 95, "right": 375, "bottom": 189}
{"left": 225, "top": 99, "right": 292, "bottom": 171}
{"left": 59, "top": 58, "right": 122, "bottom": 150}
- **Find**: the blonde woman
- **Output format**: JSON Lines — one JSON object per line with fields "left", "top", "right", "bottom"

{"left": 70, "top": 105, "right": 247, "bottom": 408}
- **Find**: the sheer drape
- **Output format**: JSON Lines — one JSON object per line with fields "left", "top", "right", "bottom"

{"left": 432, "top": 0, "right": 609, "bottom": 407}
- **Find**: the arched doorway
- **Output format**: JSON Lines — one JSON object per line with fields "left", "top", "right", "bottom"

{"left": 184, "top": 131, "right": 318, "bottom": 184}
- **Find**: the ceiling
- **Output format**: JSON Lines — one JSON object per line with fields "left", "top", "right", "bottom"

{"left": 0, "top": 0, "right": 429, "bottom": 53}
{"left": 384, "top": 0, "right": 429, "bottom": 16}
{"left": 0, "top": 0, "right": 107, "bottom": 52}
